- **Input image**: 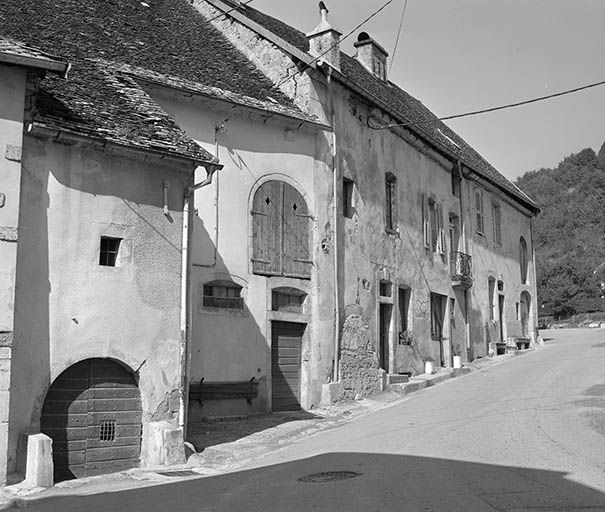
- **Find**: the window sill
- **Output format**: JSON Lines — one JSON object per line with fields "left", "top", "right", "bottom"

{"left": 199, "top": 307, "right": 249, "bottom": 318}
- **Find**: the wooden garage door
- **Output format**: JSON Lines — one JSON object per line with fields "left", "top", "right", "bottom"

{"left": 271, "top": 321, "right": 305, "bottom": 412}
{"left": 41, "top": 358, "right": 142, "bottom": 481}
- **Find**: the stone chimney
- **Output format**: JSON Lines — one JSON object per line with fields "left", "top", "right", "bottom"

{"left": 353, "top": 32, "right": 388, "bottom": 81}
{"left": 306, "top": 2, "right": 341, "bottom": 71}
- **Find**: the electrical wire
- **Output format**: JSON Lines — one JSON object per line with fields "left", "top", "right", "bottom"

{"left": 206, "top": 0, "right": 255, "bottom": 23}
{"left": 388, "top": 0, "right": 409, "bottom": 75}
{"left": 370, "top": 79, "right": 605, "bottom": 130}
{"left": 274, "top": 0, "right": 397, "bottom": 89}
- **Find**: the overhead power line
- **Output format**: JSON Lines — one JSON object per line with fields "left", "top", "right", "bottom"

{"left": 389, "top": 0, "right": 409, "bottom": 75}
{"left": 274, "top": 0, "right": 398, "bottom": 89}
{"left": 370, "top": 79, "right": 605, "bottom": 130}
{"left": 206, "top": 0, "right": 255, "bottom": 23}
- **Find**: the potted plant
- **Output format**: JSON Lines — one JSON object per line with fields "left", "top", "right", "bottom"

{"left": 398, "top": 330, "right": 416, "bottom": 346}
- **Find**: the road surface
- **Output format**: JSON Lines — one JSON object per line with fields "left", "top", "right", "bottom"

{"left": 8, "top": 329, "right": 605, "bottom": 511}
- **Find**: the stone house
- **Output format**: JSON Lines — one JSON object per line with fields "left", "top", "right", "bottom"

{"left": 0, "top": 0, "right": 540, "bottom": 484}
{"left": 190, "top": 0, "right": 540, "bottom": 404}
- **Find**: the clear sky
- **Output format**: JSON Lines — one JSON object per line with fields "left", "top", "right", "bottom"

{"left": 252, "top": 0, "right": 605, "bottom": 180}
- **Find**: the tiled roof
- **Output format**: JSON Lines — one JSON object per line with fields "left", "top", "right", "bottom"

{"left": 36, "top": 59, "right": 217, "bottom": 164}
{"left": 225, "top": 3, "right": 539, "bottom": 211}
{"left": 0, "top": 36, "right": 68, "bottom": 74}
{"left": 0, "top": 0, "right": 316, "bottom": 163}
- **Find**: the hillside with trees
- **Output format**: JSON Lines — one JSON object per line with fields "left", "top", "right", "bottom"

{"left": 515, "top": 141, "right": 605, "bottom": 319}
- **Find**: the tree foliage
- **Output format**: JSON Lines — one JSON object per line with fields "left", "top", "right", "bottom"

{"left": 515, "top": 141, "right": 605, "bottom": 318}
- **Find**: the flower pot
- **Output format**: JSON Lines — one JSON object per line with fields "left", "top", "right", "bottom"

{"left": 424, "top": 360, "right": 434, "bottom": 375}
{"left": 452, "top": 355, "right": 462, "bottom": 369}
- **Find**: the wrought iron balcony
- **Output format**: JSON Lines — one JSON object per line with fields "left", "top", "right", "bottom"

{"left": 451, "top": 251, "right": 473, "bottom": 288}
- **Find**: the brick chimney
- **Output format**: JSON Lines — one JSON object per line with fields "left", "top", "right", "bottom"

{"left": 353, "top": 32, "right": 388, "bottom": 81}
{"left": 306, "top": 2, "right": 341, "bottom": 71}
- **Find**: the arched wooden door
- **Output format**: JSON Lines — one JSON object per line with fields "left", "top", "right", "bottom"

{"left": 41, "top": 358, "right": 142, "bottom": 481}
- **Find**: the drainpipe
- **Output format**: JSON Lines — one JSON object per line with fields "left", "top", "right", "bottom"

{"left": 179, "top": 162, "right": 222, "bottom": 435}
{"left": 325, "top": 66, "right": 341, "bottom": 383}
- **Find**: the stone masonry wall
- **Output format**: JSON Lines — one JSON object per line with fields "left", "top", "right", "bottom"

{"left": 339, "top": 314, "right": 383, "bottom": 399}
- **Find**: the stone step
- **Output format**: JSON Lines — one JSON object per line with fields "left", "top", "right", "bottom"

{"left": 386, "top": 374, "right": 410, "bottom": 385}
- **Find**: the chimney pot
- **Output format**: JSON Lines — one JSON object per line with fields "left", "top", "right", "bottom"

{"left": 306, "top": 1, "right": 342, "bottom": 71}
{"left": 353, "top": 32, "right": 389, "bottom": 81}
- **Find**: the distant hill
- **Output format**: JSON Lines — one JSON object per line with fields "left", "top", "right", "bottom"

{"left": 515, "top": 141, "right": 605, "bottom": 318}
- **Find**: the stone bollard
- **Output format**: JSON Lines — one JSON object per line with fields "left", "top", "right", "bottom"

{"left": 147, "top": 421, "right": 185, "bottom": 466}
{"left": 25, "top": 433, "right": 53, "bottom": 488}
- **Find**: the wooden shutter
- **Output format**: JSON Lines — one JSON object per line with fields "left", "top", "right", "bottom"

{"left": 252, "top": 181, "right": 281, "bottom": 275}
{"left": 282, "top": 183, "right": 312, "bottom": 279}
{"left": 474, "top": 189, "right": 484, "bottom": 235}
{"left": 422, "top": 193, "right": 430, "bottom": 248}
{"left": 494, "top": 205, "right": 502, "bottom": 245}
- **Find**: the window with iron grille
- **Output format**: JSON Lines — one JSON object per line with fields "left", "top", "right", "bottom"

{"left": 99, "top": 419, "right": 116, "bottom": 441}
{"left": 343, "top": 178, "right": 355, "bottom": 218}
{"left": 99, "top": 236, "right": 121, "bottom": 266}
{"left": 203, "top": 281, "right": 244, "bottom": 309}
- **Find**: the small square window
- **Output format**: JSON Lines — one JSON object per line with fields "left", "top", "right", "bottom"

{"left": 203, "top": 281, "right": 244, "bottom": 309}
{"left": 99, "top": 236, "right": 121, "bottom": 267}
{"left": 379, "top": 280, "right": 392, "bottom": 298}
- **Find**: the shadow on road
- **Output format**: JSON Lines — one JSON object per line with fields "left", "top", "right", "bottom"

{"left": 187, "top": 411, "right": 321, "bottom": 452}
{"left": 8, "top": 452, "right": 605, "bottom": 511}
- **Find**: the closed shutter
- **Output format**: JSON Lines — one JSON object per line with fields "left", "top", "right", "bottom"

{"left": 474, "top": 189, "right": 484, "bottom": 235}
{"left": 252, "top": 181, "right": 281, "bottom": 275}
{"left": 282, "top": 183, "right": 312, "bottom": 278}
{"left": 493, "top": 205, "right": 502, "bottom": 245}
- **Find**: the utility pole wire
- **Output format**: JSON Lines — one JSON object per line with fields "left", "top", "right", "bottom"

{"left": 389, "top": 0, "right": 409, "bottom": 75}
{"left": 370, "top": 79, "right": 605, "bottom": 130}
{"left": 206, "top": 0, "right": 255, "bottom": 23}
{"left": 274, "top": 0, "right": 397, "bottom": 89}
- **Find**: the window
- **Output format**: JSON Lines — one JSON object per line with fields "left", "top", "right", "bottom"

{"left": 343, "top": 178, "right": 354, "bottom": 218}
{"left": 203, "top": 281, "right": 244, "bottom": 309}
{"left": 385, "top": 173, "right": 397, "bottom": 232}
{"left": 99, "top": 236, "right": 121, "bottom": 266}
{"left": 251, "top": 181, "right": 312, "bottom": 279}
{"left": 379, "top": 280, "right": 392, "bottom": 298}
{"left": 492, "top": 204, "right": 502, "bottom": 245}
{"left": 429, "top": 199, "right": 438, "bottom": 252}
{"left": 519, "top": 236, "right": 528, "bottom": 284}
{"left": 488, "top": 277, "right": 496, "bottom": 320}
{"left": 451, "top": 171, "right": 460, "bottom": 198}
{"left": 474, "top": 189, "right": 484, "bottom": 235}
{"left": 398, "top": 287, "right": 410, "bottom": 333}
{"left": 272, "top": 289, "right": 306, "bottom": 313}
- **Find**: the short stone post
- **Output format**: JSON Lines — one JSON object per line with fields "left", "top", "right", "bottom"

{"left": 25, "top": 433, "right": 53, "bottom": 488}
{"left": 147, "top": 421, "right": 185, "bottom": 466}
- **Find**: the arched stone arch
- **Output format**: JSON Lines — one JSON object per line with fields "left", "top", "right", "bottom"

{"left": 520, "top": 236, "right": 529, "bottom": 284}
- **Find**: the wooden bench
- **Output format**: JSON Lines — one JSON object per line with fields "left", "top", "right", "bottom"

{"left": 189, "top": 377, "right": 259, "bottom": 406}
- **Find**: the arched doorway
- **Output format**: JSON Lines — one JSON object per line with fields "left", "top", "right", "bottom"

{"left": 520, "top": 292, "right": 531, "bottom": 337}
{"left": 40, "top": 358, "right": 142, "bottom": 481}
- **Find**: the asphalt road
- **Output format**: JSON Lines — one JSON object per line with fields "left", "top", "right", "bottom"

{"left": 10, "top": 329, "right": 605, "bottom": 511}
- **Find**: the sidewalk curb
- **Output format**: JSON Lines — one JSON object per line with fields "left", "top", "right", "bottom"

{"left": 0, "top": 346, "right": 538, "bottom": 507}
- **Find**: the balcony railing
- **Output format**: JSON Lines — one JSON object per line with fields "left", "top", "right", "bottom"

{"left": 451, "top": 251, "right": 473, "bottom": 288}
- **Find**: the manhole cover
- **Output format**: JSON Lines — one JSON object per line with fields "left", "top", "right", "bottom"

{"left": 298, "top": 471, "right": 361, "bottom": 483}
{"left": 156, "top": 470, "right": 199, "bottom": 477}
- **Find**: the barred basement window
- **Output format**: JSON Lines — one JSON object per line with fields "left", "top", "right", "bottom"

{"left": 99, "top": 236, "right": 121, "bottom": 266}
{"left": 99, "top": 419, "right": 116, "bottom": 441}
{"left": 203, "top": 281, "right": 244, "bottom": 309}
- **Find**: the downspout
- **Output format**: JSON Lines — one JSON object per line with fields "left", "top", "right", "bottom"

{"left": 179, "top": 162, "right": 222, "bottom": 434}
{"left": 458, "top": 159, "right": 472, "bottom": 361}
{"left": 326, "top": 66, "right": 341, "bottom": 383}
{"left": 197, "top": 124, "right": 225, "bottom": 268}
